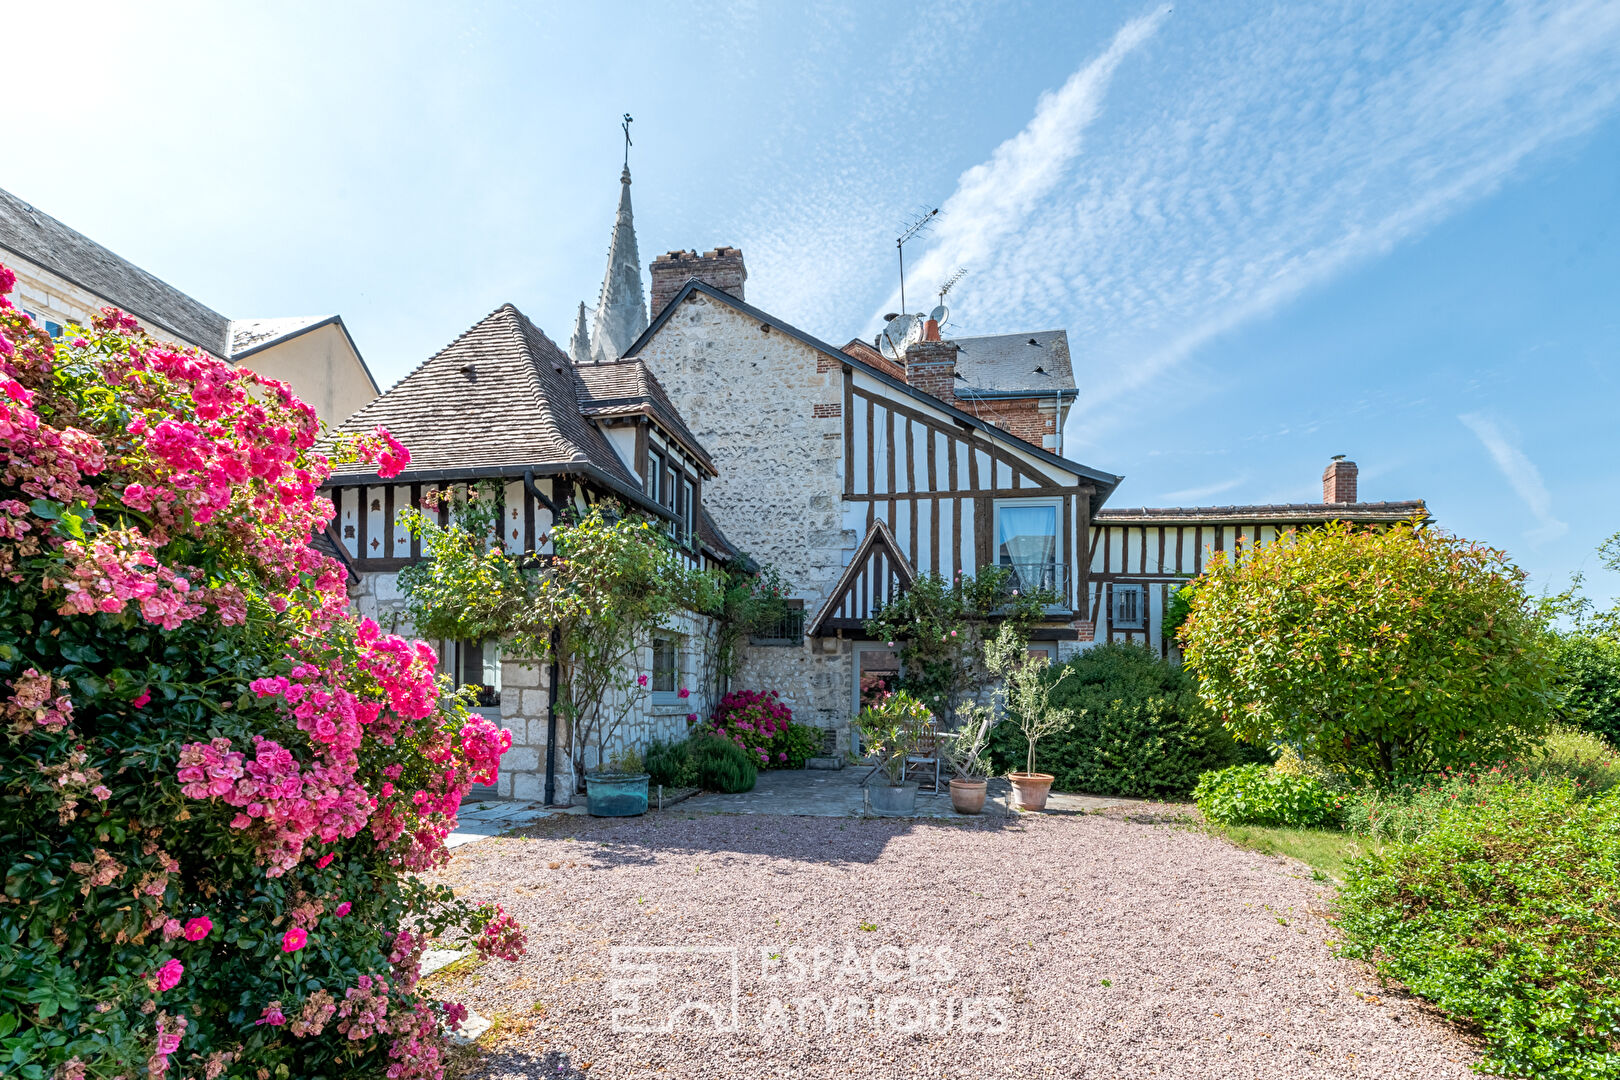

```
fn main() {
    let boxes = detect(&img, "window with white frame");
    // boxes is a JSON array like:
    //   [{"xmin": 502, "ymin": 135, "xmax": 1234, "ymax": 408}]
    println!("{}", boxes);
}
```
[
  {"xmin": 1112, "ymin": 584, "xmax": 1145, "ymax": 629},
  {"xmin": 993, "ymin": 498, "xmax": 1062, "ymax": 597},
  {"xmin": 651, "ymin": 634, "xmax": 680, "ymax": 701}
]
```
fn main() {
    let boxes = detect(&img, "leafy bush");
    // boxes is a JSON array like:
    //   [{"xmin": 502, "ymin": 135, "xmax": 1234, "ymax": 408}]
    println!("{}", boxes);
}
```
[
  {"xmin": 687, "ymin": 735, "xmax": 757, "ymax": 793},
  {"xmin": 855, "ymin": 689, "xmax": 932, "ymax": 785},
  {"xmin": 0, "ymin": 283, "xmax": 521, "ymax": 1079},
  {"xmin": 1552, "ymin": 631, "xmax": 1620, "ymax": 747},
  {"xmin": 706, "ymin": 689, "xmax": 814, "ymax": 768},
  {"xmin": 1182, "ymin": 518, "xmax": 1555, "ymax": 782},
  {"xmin": 1193, "ymin": 764, "xmax": 1339, "ymax": 827},
  {"xmin": 644, "ymin": 737, "xmax": 693, "ymax": 787},
  {"xmin": 1338, "ymin": 780, "xmax": 1620, "ymax": 1078},
  {"xmin": 988, "ymin": 643, "xmax": 1261, "ymax": 797},
  {"xmin": 1341, "ymin": 727, "xmax": 1620, "ymax": 842}
]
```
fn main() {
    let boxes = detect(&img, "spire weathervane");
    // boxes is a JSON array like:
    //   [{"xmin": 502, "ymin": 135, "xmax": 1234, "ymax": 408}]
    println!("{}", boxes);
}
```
[{"xmin": 621, "ymin": 113, "xmax": 633, "ymax": 170}]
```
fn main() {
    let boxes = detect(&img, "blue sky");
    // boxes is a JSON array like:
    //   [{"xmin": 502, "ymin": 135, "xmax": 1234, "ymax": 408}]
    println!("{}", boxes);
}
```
[{"xmin": 4, "ymin": 1, "xmax": 1619, "ymax": 601}]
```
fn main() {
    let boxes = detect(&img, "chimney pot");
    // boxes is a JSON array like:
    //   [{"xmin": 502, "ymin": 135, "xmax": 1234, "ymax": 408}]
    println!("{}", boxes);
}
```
[{"xmin": 1323, "ymin": 457, "xmax": 1359, "ymax": 504}]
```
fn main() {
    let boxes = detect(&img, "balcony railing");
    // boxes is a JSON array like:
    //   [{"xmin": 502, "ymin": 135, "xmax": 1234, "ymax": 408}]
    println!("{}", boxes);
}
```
[
  {"xmin": 993, "ymin": 562, "xmax": 1069, "ymax": 609},
  {"xmin": 750, "ymin": 606, "xmax": 806, "ymax": 646}
]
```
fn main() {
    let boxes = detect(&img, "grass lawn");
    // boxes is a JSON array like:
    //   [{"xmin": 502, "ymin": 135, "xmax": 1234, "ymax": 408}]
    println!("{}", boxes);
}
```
[{"xmin": 1210, "ymin": 823, "xmax": 1382, "ymax": 880}]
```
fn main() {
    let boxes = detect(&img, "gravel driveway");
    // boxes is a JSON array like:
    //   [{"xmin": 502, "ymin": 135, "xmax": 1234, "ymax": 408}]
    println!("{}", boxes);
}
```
[{"xmin": 427, "ymin": 812, "xmax": 1483, "ymax": 1079}]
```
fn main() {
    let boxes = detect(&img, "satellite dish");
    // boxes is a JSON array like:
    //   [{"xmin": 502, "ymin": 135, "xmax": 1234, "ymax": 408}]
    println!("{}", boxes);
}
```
[
  {"xmin": 879, "ymin": 313, "xmax": 922, "ymax": 362},
  {"xmin": 929, "ymin": 303, "xmax": 949, "ymax": 327}
]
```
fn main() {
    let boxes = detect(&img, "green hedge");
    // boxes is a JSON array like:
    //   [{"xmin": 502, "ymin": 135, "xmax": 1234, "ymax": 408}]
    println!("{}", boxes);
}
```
[
  {"xmin": 1554, "ymin": 632, "xmax": 1620, "ymax": 748},
  {"xmin": 987, "ymin": 643, "xmax": 1263, "ymax": 798},
  {"xmin": 1338, "ymin": 780, "xmax": 1620, "ymax": 1079},
  {"xmin": 686, "ymin": 736, "xmax": 758, "ymax": 793}
]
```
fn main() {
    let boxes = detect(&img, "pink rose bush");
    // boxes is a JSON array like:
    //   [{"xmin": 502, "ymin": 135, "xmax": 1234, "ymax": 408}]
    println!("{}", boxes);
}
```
[
  {"xmin": 705, "ymin": 689, "xmax": 819, "ymax": 769},
  {"xmin": 0, "ymin": 271, "xmax": 521, "ymax": 1079}
]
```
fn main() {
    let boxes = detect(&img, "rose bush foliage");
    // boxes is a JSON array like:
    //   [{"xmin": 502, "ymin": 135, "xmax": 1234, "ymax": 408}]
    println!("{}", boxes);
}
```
[{"xmin": 0, "ymin": 271, "xmax": 521, "ymax": 1080}]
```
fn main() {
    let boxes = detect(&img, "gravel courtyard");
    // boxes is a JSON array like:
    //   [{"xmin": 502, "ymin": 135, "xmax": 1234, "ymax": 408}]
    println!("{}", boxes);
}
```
[{"xmin": 427, "ymin": 812, "xmax": 1484, "ymax": 1079}]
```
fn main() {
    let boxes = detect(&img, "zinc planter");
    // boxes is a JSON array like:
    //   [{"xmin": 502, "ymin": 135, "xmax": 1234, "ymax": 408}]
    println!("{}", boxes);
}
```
[
  {"xmin": 585, "ymin": 772, "xmax": 651, "ymax": 817},
  {"xmin": 1008, "ymin": 772, "xmax": 1054, "ymax": 812},
  {"xmin": 949, "ymin": 778, "xmax": 988, "ymax": 815},
  {"xmin": 868, "ymin": 781, "xmax": 918, "ymax": 816}
]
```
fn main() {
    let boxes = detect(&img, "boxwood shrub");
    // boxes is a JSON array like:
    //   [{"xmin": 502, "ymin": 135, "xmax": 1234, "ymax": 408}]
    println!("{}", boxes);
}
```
[
  {"xmin": 988, "ymin": 643, "xmax": 1264, "ymax": 798},
  {"xmin": 1337, "ymin": 780, "xmax": 1620, "ymax": 1079}
]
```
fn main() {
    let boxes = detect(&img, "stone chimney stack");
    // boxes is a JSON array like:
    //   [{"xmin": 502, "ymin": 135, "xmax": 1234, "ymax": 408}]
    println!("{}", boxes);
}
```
[
  {"xmin": 903, "ymin": 338, "xmax": 959, "ymax": 405},
  {"xmin": 649, "ymin": 247, "xmax": 747, "ymax": 316},
  {"xmin": 1323, "ymin": 455, "xmax": 1358, "ymax": 504}
]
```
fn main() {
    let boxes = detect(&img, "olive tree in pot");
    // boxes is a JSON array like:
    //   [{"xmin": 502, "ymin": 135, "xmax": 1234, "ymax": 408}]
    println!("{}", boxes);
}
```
[
  {"xmin": 983, "ymin": 624, "xmax": 1076, "ymax": 811},
  {"xmin": 855, "ymin": 690, "xmax": 928, "ymax": 815}
]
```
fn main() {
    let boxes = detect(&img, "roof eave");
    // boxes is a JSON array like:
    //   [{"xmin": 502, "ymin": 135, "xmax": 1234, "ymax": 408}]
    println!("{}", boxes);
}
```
[{"xmin": 322, "ymin": 461, "xmax": 678, "ymax": 522}]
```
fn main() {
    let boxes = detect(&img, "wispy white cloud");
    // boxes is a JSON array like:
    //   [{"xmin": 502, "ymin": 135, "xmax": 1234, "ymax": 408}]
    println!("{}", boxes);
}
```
[
  {"xmin": 1460, "ymin": 412, "xmax": 1567, "ymax": 543},
  {"xmin": 857, "ymin": 1, "xmax": 1620, "ymax": 448},
  {"xmin": 1160, "ymin": 474, "xmax": 1250, "ymax": 504}
]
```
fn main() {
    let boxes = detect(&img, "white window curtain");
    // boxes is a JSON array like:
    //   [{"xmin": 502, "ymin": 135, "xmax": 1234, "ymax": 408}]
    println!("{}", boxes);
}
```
[{"xmin": 997, "ymin": 504, "xmax": 1058, "ymax": 591}]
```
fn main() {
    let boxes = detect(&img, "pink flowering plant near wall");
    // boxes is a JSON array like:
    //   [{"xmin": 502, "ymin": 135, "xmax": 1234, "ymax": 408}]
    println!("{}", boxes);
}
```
[
  {"xmin": 705, "ymin": 690, "xmax": 818, "ymax": 768},
  {"xmin": 0, "ymin": 267, "xmax": 522, "ymax": 1080}
]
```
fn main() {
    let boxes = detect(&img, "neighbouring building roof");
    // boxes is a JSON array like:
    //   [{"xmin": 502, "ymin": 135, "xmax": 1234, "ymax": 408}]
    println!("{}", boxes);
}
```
[
  {"xmin": 949, "ymin": 329, "xmax": 1075, "ymax": 399},
  {"xmin": 840, "ymin": 338, "xmax": 906, "ymax": 380},
  {"xmin": 326, "ymin": 303, "xmax": 646, "ymax": 497},
  {"xmin": 573, "ymin": 358, "xmax": 718, "ymax": 475},
  {"xmin": 0, "ymin": 186, "xmax": 230, "ymax": 353},
  {"xmin": 1095, "ymin": 500, "xmax": 1428, "ymax": 524}
]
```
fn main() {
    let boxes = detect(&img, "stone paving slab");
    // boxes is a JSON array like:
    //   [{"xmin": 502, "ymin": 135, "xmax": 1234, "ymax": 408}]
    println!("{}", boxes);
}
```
[{"xmin": 445, "ymin": 800, "xmax": 583, "ymax": 848}]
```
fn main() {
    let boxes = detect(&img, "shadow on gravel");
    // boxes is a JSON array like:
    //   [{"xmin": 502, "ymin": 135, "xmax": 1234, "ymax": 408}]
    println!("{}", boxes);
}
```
[
  {"xmin": 506, "ymin": 811, "xmax": 1035, "ymax": 868},
  {"xmin": 454, "ymin": 1046, "xmax": 587, "ymax": 1080}
]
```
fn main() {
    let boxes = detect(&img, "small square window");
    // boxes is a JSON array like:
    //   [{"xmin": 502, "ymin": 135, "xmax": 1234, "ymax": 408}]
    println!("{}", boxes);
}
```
[
  {"xmin": 452, "ymin": 639, "xmax": 501, "ymax": 706},
  {"xmin": 1112, "ymin": 584, "xmax": 1145, "ymax": 629},
  {"xmin": 651, "ymin": 635, "xmax": 678, "ymax": 697}
]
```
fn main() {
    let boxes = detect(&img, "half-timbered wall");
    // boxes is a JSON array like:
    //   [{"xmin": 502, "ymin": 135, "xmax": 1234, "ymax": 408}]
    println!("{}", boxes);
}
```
[
  {"xmin": 841, "ymin": 369, "xmax": 1090, "ymax": 614},
  {"xmin": 1088, "ymin": 521, "xmax": 1292, "ymax": 652}
]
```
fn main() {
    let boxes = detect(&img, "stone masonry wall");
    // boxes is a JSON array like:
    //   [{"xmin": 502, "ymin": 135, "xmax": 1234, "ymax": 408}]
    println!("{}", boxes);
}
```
[{"xmin": 634, "ymin": 291, "xmax": 860, "ymax": 737}]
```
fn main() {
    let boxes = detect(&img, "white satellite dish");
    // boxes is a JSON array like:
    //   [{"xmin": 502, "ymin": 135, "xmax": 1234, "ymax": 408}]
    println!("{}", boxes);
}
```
[
  {"xmin": 928, "ymin": 303, "xmax": 949, "ymax": 327},
  {"xmin": 879, "ymin": 313, "xmax": 922, "ymax": 362}
]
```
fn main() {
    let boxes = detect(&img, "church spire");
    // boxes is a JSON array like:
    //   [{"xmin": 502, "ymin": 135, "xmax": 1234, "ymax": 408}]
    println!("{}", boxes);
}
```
[
  {"xmin": 588, "ymin": 114, "xmax": 648, "ymax": 363},
  {"xmin": 568, "ymin": 301, "xmax": 591, "ymax": 365}
]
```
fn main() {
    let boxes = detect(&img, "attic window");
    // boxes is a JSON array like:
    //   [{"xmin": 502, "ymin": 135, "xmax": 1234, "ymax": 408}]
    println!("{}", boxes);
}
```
[
  {"xmin": 1034, "ymin": 365, "xmax": 1045, "ymax": 374},
  {"xmin": 1027, "ymin": 338, "xmax": 1040, "ymax": 346},
  {"xmin": 459, "ymin": 363, "xmax": 477, "ymax": 381}
]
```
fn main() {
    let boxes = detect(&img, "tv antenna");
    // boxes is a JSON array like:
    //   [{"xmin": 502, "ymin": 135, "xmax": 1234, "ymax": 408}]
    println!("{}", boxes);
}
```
[
  {"xmin": 895, "ymin": 206, "xmax": 939, "ymax": 315},
  {"xmin": 931, "ymin": 267, "xmax": 966, "ymax": 327},
  {"xmin": 621, "ymin": 113, "xmax": 633, "ymax": 169}
]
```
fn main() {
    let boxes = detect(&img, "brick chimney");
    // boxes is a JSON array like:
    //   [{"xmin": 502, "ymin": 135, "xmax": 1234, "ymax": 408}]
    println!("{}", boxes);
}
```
[
  {"xmin": 649, "ymin": 247, "xmax": 747, "ymax": 316},
  {"xmin": 903, "ymin": 338, "xmax": 959, "ymax": 405},
  {"xmin": 1323, "ymin": 456, "xmax": 1358, "ymax": 504}
]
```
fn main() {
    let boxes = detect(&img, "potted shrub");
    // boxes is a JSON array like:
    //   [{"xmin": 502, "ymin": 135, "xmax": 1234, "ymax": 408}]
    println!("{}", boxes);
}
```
[
  {"xmin": 983, "ymin": 625, "xmax": 1076, "ymax": 812},
  {"xmin": 945, "ymin": 701, "xmax": 997, "ymax": 813},
  {"xmin": 855, "ymin": 691, "xmax": 928, "ymax": 815},
  {"xmin": 585, "ymin": 746, "xmax": 651, "ymax": 816}
]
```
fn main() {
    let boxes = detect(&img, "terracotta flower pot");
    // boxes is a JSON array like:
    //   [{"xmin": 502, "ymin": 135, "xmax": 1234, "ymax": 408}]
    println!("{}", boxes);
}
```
[
  {"xmin": 949, "ymin": 778, "xmax": 987, "ymax": 815},
  {"xmin": 1008, "ymin": 772, "xmax": 1054, "ymax": 812}
]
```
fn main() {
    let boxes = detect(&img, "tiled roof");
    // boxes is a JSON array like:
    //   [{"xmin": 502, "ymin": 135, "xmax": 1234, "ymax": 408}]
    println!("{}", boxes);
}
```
[
  {"xmin": 950, "ymin": 329, "xmax": 1074, "ymax": 397},
  {"xmin": 326, "ymin": 304, "xmax": 639, "ymax": 490},
  {"xmin": 573, "ymin": 358, "xmax": 717, "ymax": 475},
  {"xmin": 1095, "ymin": 500, "xmax": 1428, "ymax": 524},
  {"xmin": 0, "ymin": 186, "xmax": 230, "ymax": 353},
  {"xmin": 228, "ymin": 315, "xmax": 331, "ymax": 356},
  {"xmin": 698, "ymin": 506, "xmax": 738, "ymax": 562}
]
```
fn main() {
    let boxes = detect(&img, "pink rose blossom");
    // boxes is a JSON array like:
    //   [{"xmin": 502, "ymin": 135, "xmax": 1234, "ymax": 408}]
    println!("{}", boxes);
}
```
[
  {"xmin": 334, "ymin": 901, "xmax": 352, "ymax": 917},
  {"xmin": 132, "ymin": 689, "xmax": 150, "ymax": 709},
  {"xmin": 677, "ymin": 686, "xmax": 690, "ymax": 699},
  {"xmin": 255, "ymin": 1002, "xmax": 286, "ymax": 1027},
  {"xmin": 316, "ymin": 853, "xmax": 334, "ymax": 869},
  {"xmin": 153, "ymin": 959, "xmax": 183, "ymax": 992},
  {"xmin": 281, "ymin": 928, "xmax": 307, "ymax": 952},
  {"xmin": 636, "ymin": 674, "xmax": 648, "ymax": 687},
  {"xmin": 182, "ymin": 917, "xmax": 212, "ymax": 941}
]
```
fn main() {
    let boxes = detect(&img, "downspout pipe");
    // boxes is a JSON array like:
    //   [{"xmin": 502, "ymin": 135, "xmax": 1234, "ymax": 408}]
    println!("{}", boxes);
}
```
[{"xmin": 524, "ymin": 470, "xmax": 565, "ymax": 807}]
